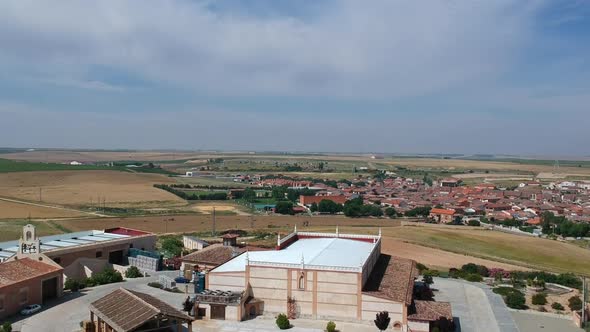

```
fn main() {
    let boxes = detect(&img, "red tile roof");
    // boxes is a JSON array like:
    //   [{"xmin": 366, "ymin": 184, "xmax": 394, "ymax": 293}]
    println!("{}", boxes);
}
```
[
  {"xmin": 363, "ymin": 255, "xmax": 417, "ymax": 305},
  {"xmin": 408, "ymin": 300, "xmax": 453, "ymax": 322},
  {"xmin": 299, "ymin": 195, "xmax": 348, "ymax": 205},
  {"xmin": 0, "ymin": 257, "xmax": 62, "ymax": 287},
  {"xmin": 430, "ymin": 208, "xmax": 456, "ymax": 215}
]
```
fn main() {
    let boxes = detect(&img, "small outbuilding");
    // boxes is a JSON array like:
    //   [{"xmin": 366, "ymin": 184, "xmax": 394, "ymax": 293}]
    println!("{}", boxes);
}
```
[{"xmin": 89, "ymin": 288, "xmax": 193, "ymax": 332}]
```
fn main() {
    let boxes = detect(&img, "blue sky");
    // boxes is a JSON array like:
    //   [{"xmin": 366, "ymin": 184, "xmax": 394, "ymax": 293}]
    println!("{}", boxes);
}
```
[{"xmin": 0, "ymin": 0, "xmax": 588, "ymax": 155}]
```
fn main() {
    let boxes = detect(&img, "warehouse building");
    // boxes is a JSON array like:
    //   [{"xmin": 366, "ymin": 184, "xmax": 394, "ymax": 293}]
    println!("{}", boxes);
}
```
[
  {"xmin": 198, "ymin": 227, "xmax": 452, "ymax": 331},
  {"xmin": 0, "ymin": 225, "xmax": 157, "ymax": 280}
]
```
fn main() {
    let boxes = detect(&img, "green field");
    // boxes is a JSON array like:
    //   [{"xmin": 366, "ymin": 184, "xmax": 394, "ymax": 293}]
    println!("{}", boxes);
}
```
[
  {"xmin": 0, "ymin": 220, "xmax": 64, "ymax": 241},
  {"xmin": 381, "ymin": 226, "xmax": 590, "ymax": 275}
]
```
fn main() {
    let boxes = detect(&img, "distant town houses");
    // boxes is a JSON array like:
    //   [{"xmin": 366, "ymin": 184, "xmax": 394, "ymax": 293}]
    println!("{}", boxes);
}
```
[{"xmin": 247, "ymin": 174, "xmax": 590, "ymax": 232}]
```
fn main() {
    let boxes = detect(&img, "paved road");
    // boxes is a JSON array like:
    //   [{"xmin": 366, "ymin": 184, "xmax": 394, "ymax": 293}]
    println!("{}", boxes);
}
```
[
  {"xmin": 512, "ymin": 311, "xmax": 582, "ymax": 332},
  {"xmin": 433, "ymin": 277, "xmax": 519, "ymax": 332},
  {"xmin": 13, "ymin": 272, "xmax": 189, "ymax": 332}
]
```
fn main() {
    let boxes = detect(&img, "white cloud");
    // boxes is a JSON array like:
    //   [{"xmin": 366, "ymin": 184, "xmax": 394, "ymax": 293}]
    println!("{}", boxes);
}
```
[{"xmin": 0, "ymin": 0, "xmax": 543, "ymax": 99}]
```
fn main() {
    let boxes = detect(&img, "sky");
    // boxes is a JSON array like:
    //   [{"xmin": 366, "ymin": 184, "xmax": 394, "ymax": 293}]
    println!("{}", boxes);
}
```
[{"xmin": 0, "ymin": 0, "xmax": 589, "ymax": 156}]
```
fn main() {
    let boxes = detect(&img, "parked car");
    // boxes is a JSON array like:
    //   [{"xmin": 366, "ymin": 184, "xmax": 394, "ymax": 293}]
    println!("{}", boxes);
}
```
[{"xmin": 20, "ymin": 304, "xmax": 41, "ymax": 315}]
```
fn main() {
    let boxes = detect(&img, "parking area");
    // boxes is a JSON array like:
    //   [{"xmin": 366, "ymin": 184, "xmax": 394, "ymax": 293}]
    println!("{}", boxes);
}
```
[
  {"xmin": 433, "ymin": 277, "xmax": 518, "ymax": 332},
  {"xmin": 12, "ymin": 272, "xmax": 189, "ymax": 332},
  {"xmin": 512, "ymin": 311, "xmax": 582, "ymax": 332}
]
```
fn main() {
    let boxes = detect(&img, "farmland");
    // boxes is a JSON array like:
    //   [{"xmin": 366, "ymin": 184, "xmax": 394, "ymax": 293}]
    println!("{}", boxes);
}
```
[
  {"xmin": 0, "ymin": 171, "xmax": 184, "ymax": 208},
  {"xmin": 0, "ymin": 199, "xmax": 86, "ymax": 219}
]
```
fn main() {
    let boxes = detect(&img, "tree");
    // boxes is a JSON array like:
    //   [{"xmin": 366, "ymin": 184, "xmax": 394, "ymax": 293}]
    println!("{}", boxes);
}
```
[
  {"xmin": 318, "ymin": 199, "xmax": 343, "ymax": 214},
  {"xmin": 125, "ymin": 266, "xmax": 143, "ymax": 278},
  {"xmin": 160, "ymin": 237, "xmax": 184, "ymax": 257},
  {"xmin": 242, "ymin": 188, "xmax": 256, "ymax": 202},
  {"xmin": 374, "ymin": 311, "xmax": 390, "ymax": 331},
  {"xmin": 422, "ymin": 274, "xmax": 434, "ymax": 285},
  {"xmin": 568, "ymin": 296, "xmax": 583, "ymax": 311},
  {"xmin": 385, "ymin": 207, "xmax": 397, "ymax": 218},
  {"xmin": 310, "ymin": 202, "xmax": 318, "ymax": 212},
  {"xmin": 275, "ymin": 201, "xmax": 294, "ymax": 215}
]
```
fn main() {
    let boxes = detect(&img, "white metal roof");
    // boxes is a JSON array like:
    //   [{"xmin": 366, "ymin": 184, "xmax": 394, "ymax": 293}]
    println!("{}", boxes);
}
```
[{"xmin": 212, "ymin": 237, "xmax": 375, "ymax": 273}]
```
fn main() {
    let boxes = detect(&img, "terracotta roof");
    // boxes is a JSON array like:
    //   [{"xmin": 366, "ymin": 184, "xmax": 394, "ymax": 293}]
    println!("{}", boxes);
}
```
[
  {"xmin": 430, "ymin": 208, "xmax": 456, "ymax": 215},
  {"xmin": 89, "ymin": 288, "xmax": 191, "ymax": 332},
  {"xmin": 0, "ymin": 257, "xmax": 62, "ymax": 287},
  {"xmin": 221, "ymin": 234, "xmax": 240, "ymax": 239},
  {"xmin": 362, "ymin": 254, "xmax": 417, "ymax": 305},
  {"xmin": 408, "ymin": 300, "xmax": 453, "ymax": 322},
  {"xmin": 181, "ymin": 244, "xmax": 242, "ymax": 266},
  {"xmin": 299, "ymin": 195, "xmax": 348, "ymax": 205}
]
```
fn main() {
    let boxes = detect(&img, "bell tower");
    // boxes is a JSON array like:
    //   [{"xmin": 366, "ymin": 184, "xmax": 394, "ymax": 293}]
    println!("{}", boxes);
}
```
[{"xmin": 19, "ymin": 224, "xmax": 41, "ymax": 255}]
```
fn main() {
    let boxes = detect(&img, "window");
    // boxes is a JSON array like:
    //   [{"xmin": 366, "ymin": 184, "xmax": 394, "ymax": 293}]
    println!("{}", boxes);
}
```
[
  {"xmin": 95, "ymin": 251, "xmax": 102, "ymax": 258},
  {"xmin": 393, "ymin": 322, "xmax": 402, "ymax": 330},
  {"xmin": 25, "ymin": 231, "xmax": 32, "ymax": 241},
  {"xmin": 298, "ymin": 273, "xmax": 305, "ymax": 290},
  {"xmin": 19, "ymin": 288, "xmax": 28, "ymax": 305}
]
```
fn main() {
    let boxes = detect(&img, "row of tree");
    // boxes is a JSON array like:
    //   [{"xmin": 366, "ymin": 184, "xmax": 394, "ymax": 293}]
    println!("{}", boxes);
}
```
[{"xmin": 541, "ymin": 212, "xmax": 590, "ymax": 237}]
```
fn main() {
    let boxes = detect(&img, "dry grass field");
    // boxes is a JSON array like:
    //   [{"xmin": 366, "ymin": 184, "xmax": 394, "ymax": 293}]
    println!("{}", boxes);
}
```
[
  {"xmin": 0, "ymin": 171, "xmax": 183, "ymax": 208},
  {"xmin": 189, "ymin": 202, "xmax": 250, "ymax": 216},
  {"xmin": 0, "ymin": 200, "xmax": 86, "ymax": 219}
]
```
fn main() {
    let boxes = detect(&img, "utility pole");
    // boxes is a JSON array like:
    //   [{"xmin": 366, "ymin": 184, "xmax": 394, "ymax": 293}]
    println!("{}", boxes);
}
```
[
  {"xmin": 212, "ymin": 207, "xmax": 216, "ymax": 236},
  {"xmin": 583, "ymin": 276, "xmax": 587, "ymax": 327}
]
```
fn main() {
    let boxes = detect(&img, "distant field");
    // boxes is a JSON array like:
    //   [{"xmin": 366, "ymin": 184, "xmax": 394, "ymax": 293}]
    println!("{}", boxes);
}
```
[
  {"xmin": 381, "ymin": 225, "xmax": 590, "ymax": 275},
  {"xmin": 0, "ymin": 171, "xmax": 184, "ymax": 208},
  {"xmin": 0, "ymin": 220, "xmax": 63, "ymax": 241},
  {"xmin": 50, "ymin": 214, "xmax": 398, "ymax": 235},
  {"xmin": 0, "ymin": 200, "xmax": 86, "ymax": 219},
  {"xmin": 0, "ymin": 158, "xmax": 117, "ymax": 173}
]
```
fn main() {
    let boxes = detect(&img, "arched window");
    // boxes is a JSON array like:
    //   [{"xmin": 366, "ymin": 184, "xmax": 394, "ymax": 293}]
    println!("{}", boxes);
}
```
[
  {"xmin": 298, "ymin": 273, "xmax": 305, "ymax": 290},
  {"xmin": 25, "ymin": 231, "xmax": 32, "ymax": 241},
  {"xmin": 393, "ymin": 322, "xmax": 402, "ymax": 330}
]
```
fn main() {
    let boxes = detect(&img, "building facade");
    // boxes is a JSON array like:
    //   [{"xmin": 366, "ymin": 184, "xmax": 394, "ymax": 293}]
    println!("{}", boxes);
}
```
[{"xmin": 199, "ymin": 228, "xmax": 451, "ymax": 331}]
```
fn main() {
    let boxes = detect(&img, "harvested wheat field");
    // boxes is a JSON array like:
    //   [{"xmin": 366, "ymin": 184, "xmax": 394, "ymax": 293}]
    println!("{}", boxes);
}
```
[
  {"xmin": 0, "ymin": 199, "xmax": 86, "ymax": 219},
  {"xmin": 0, "ymin": 171, "xmax": 183, "ymax": 208},
  {"xmin": 52, "ymin": 214, "xmax": 398, "ymax": 235}
]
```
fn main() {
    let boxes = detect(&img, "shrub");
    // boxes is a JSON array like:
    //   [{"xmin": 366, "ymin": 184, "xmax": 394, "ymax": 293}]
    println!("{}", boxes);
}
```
[
  {"xmin": 125, "ymin": 266, "xmax": 143, "ymax": 278},
  {"xmin": 506, "ymin": 292, "xmax": 526, "ymax": 309},
  {"xmin": 90, "ymin": 268, "xmax": 123, "ymax": 286},
  {"xmin": 538, "ymin": 306, "xmax": 547, "ymax": 312},
  {"xmin": 568, "ymin": 296, "xmax": 583, "ymax": 311},
  {"xmin": 494, "ymin": 287, "xmax": 526, "ymax": 309},
  {"xmin": 465, "ymin": 273, "xmax": 483, "ymax": 282},
  {"xmin": 468, "ymin": 219, "xmax": 481, "ymax": 227},
  {"xmin": 551, "ymin": 302, "xmax": 564, "ymax": 311},
  {"xmin": 422, "ymin": 274, "xmax": 434, "ymax": 285},
  {"xmin": 416, "ymin": 263, "xmax": 428, "ymax": 273},
  {"xmin": 1, "ymin": 322, "xmax": 11, "ymax": 332},
  {"xmin": 326, "ymin": 321, "xmax": 336, "ymax": 332},
  {"xmin": 423, "ymin": 269, "xmax": 440, "ymax": 277},
  {"xmin": 148, "ymin": 282, "xmax": 163, "ymax": 289},
  {"xmin": 532, "ymin": 293, "xmax": 547, "ymax": 305},
  {"xmin": 276, "ymin": 313, "xmax": 290, "ymax": 329},
  {"xmin": 448, "ymin": 268, "xmax": 463, "ymax": 279},
  {"xmin": 64, "ymin": 278, "xmax": 84, "ymax": 292}
]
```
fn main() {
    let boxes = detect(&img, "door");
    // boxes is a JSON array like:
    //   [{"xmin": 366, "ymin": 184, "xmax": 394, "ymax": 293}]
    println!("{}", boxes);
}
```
[
  {"xmin": 108, "ymin": 250, "xmax": 124, "ymax": 264},
  {"xmin": 42, "ymin": 277, "xmax": 58, "ymax": 303},
  {"xmin": 210, "ymin": 305, "xmax": 226, "ymax": 320}
]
